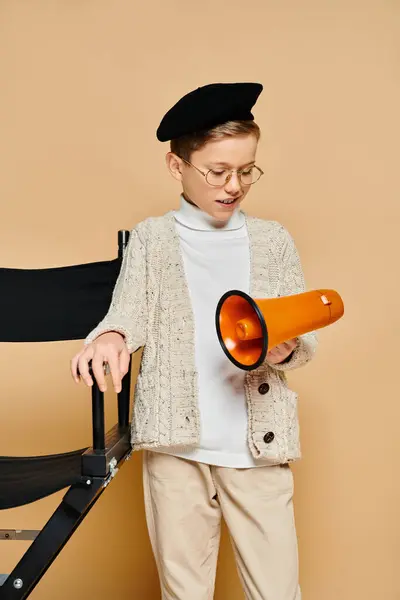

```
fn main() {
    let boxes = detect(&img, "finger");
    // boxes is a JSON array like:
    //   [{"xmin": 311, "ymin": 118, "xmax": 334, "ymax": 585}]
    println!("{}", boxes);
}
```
[
  {"xmin": 284, "ymin": 340, "xmax": 297, "ymax": 354},
  {"xmin": 274, "ymin": 342, "xmax": 293, "ymax": 355},
  {"xmin": 70, "ymin": 353, "xmax": 82, "ymax": 383},
  {"xmin": 268, "ymin": 344, "xmax": 284, "ymax": 354},
  {"xmin": 281, "ymin": 342, "xmax": 293, "ymax": 354},
  {"xmin": 92, "ymin": 352, "xmax": 107, "ymax": 392},
  {"xmin": 77, "ymin": 352, "xmax": 94, "ymax": 387},
  {"xmin": 107, "ymin": 351, "xmax": 122, "ymax": 393},
  {"xmin": 268, "ymin": 344, "xmax": 289, "ymax": 363},
  {"xmin": 119, "ymin": 348, "xmax": 130, "ymax": 378}
]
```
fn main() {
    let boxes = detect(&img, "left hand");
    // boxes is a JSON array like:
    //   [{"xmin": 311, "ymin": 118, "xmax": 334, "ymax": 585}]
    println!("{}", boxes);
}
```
[{"xmin": 267, "ymin": 338, "xmax": 298, "ymax": 365}]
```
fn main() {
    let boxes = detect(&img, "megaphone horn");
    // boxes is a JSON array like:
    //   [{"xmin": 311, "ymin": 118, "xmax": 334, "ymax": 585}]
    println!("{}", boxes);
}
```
[{"xmin": 215, "ymin": 289, "xmax": 344, "ymax": 371}]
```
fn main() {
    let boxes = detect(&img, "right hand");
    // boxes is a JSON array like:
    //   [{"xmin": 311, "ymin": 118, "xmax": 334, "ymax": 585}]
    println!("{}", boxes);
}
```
[{"xmin": 70, "ymin": 331, "xmax": 130, "ymax": 393}]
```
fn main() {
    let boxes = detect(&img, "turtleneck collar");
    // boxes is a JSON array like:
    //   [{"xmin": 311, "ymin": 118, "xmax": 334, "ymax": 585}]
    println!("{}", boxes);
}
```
[{"xmin": 174, "ymin": 195, "xmax": 245, "ymax": 232}]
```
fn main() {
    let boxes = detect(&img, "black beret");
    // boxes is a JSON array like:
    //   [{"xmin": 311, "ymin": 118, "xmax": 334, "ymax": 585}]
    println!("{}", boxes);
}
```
[{"xmin": 156, "ymin": 82, "xmax": 263, "ymax": 142}]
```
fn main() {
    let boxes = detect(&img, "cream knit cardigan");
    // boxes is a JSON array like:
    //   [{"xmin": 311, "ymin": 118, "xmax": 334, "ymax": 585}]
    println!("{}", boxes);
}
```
[{"xmin": 86, "ymin": 211, "xmax": 317, "ymax": 464}]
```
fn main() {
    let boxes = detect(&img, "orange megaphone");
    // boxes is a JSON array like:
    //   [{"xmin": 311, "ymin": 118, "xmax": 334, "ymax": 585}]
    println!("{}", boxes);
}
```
[{"xmin": 215, "ymin": 289, "xmax": 344, "ymax": 371}]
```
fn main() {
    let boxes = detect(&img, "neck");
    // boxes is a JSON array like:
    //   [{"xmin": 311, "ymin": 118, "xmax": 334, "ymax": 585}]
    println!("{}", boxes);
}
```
[{"xmin": 174, "ymin": 194, "xmax": 245, "ymax": 232}]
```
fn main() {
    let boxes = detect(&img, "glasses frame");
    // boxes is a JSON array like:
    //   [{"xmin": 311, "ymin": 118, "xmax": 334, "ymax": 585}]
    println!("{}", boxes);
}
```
[{"xmin": 179, "ymin": 157, "xmax": 264, "ymax": 187}]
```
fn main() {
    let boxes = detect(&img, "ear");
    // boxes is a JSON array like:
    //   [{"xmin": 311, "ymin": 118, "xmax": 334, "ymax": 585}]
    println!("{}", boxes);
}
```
[{"xmin": 165, "ymin": 152, "xmax": 184, "ymax": 182}]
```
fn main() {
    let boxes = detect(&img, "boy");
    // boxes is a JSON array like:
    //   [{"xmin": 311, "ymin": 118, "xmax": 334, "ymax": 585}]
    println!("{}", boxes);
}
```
[{"xmin": 71, "ymin": 82, "xmax": 317, "ymax": 600}]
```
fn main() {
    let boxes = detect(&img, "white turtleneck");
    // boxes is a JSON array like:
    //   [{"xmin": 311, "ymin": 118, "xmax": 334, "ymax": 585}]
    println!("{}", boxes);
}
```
[{"xmin": 162, "ymin": 195, "xmax": 267, "ymax": 468}]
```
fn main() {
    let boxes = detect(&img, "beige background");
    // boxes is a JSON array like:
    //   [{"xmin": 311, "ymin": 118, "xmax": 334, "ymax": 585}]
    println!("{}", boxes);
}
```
[{"xmin": 0, "ymin": 1, "xmax": 399, "ymax": 598}]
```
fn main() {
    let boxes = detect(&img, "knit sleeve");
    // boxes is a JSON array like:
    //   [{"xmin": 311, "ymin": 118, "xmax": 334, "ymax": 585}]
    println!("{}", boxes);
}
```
[
  {"xmin": 266, "ymin": 227, "xmax": 317, "ymax": 371},
  {"xmin": 84, "ymin": 227, "xmax": 147, "ymax": 353}
]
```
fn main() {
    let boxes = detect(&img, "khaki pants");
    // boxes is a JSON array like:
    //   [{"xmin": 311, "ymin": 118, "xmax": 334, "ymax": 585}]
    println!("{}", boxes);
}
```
[{"xmin": 143, "ymin": 451, "xmax": 301, "ymax": 600}]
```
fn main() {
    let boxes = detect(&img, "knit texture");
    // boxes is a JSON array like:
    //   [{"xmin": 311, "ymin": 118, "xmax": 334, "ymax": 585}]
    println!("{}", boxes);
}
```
[{"xmin": 85, "ymin": 212, "xmax": 317, "ymax": 463}]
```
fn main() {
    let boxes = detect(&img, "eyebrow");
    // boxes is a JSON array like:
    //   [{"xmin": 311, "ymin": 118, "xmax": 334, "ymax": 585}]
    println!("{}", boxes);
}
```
[{"xmin": 208, "ymin": 160, "xmax": 256, "ymax": 169}]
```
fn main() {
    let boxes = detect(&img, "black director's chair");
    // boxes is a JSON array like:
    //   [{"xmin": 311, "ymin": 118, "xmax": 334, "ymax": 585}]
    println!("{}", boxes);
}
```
[{"xmin": 0, "ymin": 231, "xmax": 133, "ymax": 599}]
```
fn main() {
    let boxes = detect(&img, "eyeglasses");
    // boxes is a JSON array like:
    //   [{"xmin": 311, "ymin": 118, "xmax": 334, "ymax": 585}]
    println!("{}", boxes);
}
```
[{"xmin": 180, "ymin": 157, "xmax": 264, "ymax": 187}]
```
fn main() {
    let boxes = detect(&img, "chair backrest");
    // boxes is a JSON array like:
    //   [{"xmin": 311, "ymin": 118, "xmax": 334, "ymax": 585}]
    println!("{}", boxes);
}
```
[
  {"xmin": 0, "ymin": 230, "xmax": 130, "ymax": 343},
  {"xmin": 0, "ymin": 229, "xmax": 132, "ymax": 471}
]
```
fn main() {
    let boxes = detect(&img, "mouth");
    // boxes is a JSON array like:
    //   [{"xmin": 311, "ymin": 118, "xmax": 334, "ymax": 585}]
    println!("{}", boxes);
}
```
[{"xmin": 216, "ymin": 197, "xmax": 241, "ymax": 207}]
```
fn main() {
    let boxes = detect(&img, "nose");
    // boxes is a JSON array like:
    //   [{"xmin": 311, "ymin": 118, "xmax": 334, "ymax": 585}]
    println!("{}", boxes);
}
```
[{"xmin": 224, "ymin": 171, "xmax": 242, "ymax": 194}]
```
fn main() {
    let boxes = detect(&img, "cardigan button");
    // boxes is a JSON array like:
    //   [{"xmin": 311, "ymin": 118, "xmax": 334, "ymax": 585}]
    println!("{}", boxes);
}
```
[
  {"xmin": 263, "ymin": 432, "xmax": 275, "ymax": 444},
  {"xmin": 258, "ymin": 383, "xmax": 270, "ymax": 395}
]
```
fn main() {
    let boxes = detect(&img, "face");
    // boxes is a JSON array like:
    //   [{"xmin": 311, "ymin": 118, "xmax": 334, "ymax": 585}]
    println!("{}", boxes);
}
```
[{"xmin": 166, "ymin": 134, "xmax": 259, "ymax": 221}]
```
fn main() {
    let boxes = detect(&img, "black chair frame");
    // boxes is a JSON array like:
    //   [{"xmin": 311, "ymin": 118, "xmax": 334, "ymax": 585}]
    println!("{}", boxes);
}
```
[{"xmin": 0, "ymin": 230, "xmax": 133, "ymax": 599}]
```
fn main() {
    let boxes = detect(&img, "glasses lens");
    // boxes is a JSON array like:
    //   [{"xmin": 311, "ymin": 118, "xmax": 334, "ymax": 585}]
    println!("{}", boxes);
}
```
[
  {"xmin": 240, "ymin": 167, "xmax": 262, "ymax": 185},
  {"xmin": 206, "ymin": 167, "xmax": 263, "ymax": 186},
  {"xmin": 206, "ymin": 170, "xmax": 229, "ymax": 186}
]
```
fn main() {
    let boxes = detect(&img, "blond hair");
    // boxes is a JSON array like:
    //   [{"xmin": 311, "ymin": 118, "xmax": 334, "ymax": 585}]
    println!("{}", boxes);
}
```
[{"xmin": 170, "ymin": 120, "xmax": 260, "ymax": 161}]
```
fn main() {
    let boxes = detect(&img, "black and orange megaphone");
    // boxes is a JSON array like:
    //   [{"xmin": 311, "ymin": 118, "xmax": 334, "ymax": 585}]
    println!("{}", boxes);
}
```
[{"xmin": 215, "ymin": 289, "xmax": 344, "ymax": 371}]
